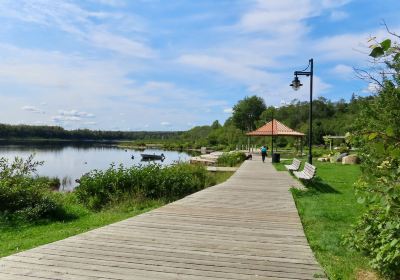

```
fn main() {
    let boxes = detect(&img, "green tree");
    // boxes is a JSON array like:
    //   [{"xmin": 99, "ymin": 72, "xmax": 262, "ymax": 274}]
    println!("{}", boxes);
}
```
[
  {"xmin": 211, "ymin": 120, "xmax": 221, "ymax": 129},
  {"xmin": 346, "ymin": 33, "xmax": 400, "ymax": 278},
  {"xmin": 232, "ymin": 96, "xmax": 266, "ymax": 131}
]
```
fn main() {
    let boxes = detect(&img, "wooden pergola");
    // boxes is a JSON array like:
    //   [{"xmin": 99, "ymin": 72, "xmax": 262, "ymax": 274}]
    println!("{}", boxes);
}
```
[
  {"xmin": 246, "ymin": 119, "xmax": 305, "ymax": 154},
  {"xmin": 323, "ymin": 135, "xmax": 346, "ymax": 151}
]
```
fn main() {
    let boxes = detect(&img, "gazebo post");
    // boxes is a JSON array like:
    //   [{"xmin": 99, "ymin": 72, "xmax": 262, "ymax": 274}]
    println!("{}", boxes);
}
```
[
  {"xmin": 301, "ymin": 137, "xmax": 304, "ymax": 157},
  {"xmin": 271, "ymin": 118, "xmax": 274, "ymax": 156}
]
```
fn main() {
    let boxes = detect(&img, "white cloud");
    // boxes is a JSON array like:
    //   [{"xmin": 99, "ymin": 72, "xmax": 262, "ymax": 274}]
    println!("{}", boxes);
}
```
[
  {"xmin": 313, "ymin": 33, "xmax": 368, "ymax": 61},
  {"xmin": 313, "ymin": 28, "xmax": 400, "ymax": 62},
  {"xmin": 52, "ymin": 109, "xmax": 96, "ymax": 125},
  {"xmin": 321, "ymin": 0, "xmax": 352, "ymax": 8},
  {"xmin": 0, "ymin": 1, "xmax": 153, "ymax": 58},
  {"xmin": 329, "ymin": 10, "xmax": 349, "ymax": 21},
  {"xmin": 363, "ymin": 82, "xmax": 381, "ymax": 94},
  {"xmin": 89, "ymin": 31, "xmax": 156, "ymax": 58},
  {"xmin": 52, "ymin": 115, "xmax": 81, "ymax": 123},
  {"xmin": 160, "ymin": 121, "xmax": 171, "ymax": 126},
  {"xmin": 236, "ymin": 0, "xmax": 312, "ymax": 36},
  {"xmin": 178, "ymin": 54, "xmax": 276, "ymax": 85},
  {"xmin": 331, "ymin": 64, "xmax": 354, "ymax": 79},
  {"xmin": 95, "ymin": 0, "xmax": 125, "ymax": 7},
  {"xmin": 59, "ymin": 110, "xmax": 95, "ymax": 118},
  {"xmin": 83, "ymin": 121, "xmax": 97, "ymax": 125},
  {"xmin": 176, "ymin": 0, "xmax": 350, "ymax": 107},
  {"xmin": 236, "ymin": 0, "xmax": 351, "ymax": 34},
  {"xmin": 223, "ymin": 108, "xmax": 233, "ymax": 114},
  {"xmin": 21, "ymin": 105, "xmax": 45, "ymax": 114}
]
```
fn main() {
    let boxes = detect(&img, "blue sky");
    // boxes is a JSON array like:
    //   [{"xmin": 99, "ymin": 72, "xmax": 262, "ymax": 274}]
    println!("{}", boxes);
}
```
[{"xmin": 0, "ymin": 0, "xmax": 398, "ymax": 131}]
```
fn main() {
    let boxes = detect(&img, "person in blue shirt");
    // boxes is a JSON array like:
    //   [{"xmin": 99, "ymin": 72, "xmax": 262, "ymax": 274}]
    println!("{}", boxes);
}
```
[{"xmin": 261, "ymin": 145, "xmax": 267, "ymax": 163}]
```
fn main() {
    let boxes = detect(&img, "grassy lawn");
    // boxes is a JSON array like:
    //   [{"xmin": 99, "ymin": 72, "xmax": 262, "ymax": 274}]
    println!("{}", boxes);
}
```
[
  {"xmin": 274, "ymin": 160, "xmax": 377, "ymax": 280},
  {"xmin": 0, "ymin": 171, "xmax": 233, "ymax": 258}
]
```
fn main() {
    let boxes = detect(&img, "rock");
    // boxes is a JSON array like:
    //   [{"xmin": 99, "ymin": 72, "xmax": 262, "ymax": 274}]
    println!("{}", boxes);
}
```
[
  {"xmin": 190, "ymin": 156, "xmax": 216, "ymax": 166},
  {"xmin": 336, "ymin": 152, "xmax": 349, "ymax": 162},
  {"xmin": 342, "ymin": 155, "xmax": 360, "ymax": 165},
  {"xmin": 317, "ymin": 157, "xmax": 328, "ymax": 162}
]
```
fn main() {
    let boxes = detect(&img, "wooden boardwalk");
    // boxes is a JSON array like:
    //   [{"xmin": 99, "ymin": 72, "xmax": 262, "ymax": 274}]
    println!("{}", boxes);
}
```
[{"xmin": 0, "ymin": 157, "xmax": 325, "ymax": 279}]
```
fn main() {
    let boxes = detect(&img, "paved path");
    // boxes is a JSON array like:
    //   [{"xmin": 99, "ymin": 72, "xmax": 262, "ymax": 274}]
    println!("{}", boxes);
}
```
[{"xmin": 0, "ymin": 157, "xmax": 325, "ymax": 279}]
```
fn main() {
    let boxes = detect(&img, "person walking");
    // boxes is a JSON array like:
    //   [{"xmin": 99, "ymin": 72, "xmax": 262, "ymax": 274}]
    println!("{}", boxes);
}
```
[{"xmin": 261, "ymin": 145, "xmax": 267, "ymax": 163}]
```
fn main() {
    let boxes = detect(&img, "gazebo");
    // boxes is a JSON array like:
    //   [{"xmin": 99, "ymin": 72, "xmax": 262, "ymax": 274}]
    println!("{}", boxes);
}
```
[{"xmin": 246, "ymin": 119, "xmax": 305, "ymax": 155}]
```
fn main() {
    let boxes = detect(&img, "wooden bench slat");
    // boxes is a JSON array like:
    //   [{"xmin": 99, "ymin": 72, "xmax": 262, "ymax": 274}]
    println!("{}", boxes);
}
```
[
  {"xmin": 294, "ymin": 162, "xmax": 316, "ymax": 181},
  {"xmin": 285, "ymin": 158, "xmax": 301, "ymax": 171}
]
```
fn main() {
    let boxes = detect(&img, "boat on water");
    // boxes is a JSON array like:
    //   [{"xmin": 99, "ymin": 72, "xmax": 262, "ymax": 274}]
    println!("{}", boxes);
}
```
[{"xmin": 141, "ymin": 153, "xmax": 165, "ymax": 161}]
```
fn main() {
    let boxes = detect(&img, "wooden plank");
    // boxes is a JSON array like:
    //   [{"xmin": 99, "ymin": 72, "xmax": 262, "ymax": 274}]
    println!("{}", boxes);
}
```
[
  {"xmin": 0, "ymin": 155, "xmax": 326, "ymax": 279},
  {"xmin": 206, "ymin": 166, "xmax": 238, "ymax": 172}
]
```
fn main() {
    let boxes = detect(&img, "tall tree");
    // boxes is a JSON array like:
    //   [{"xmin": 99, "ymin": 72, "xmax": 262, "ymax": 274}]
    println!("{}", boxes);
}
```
[
  {"xmin": 211, "ymin": 120, "xmax": 221, "ymax": 129},
  {"xmin": 232, "ymin": 96, "xmax": 266, "ymax": 131}
]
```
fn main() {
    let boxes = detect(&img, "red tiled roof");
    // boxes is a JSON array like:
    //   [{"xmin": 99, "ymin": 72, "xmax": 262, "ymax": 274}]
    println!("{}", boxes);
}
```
[{"xmin": 246, "ymin": 119, "xmax": 305, "ymax": 136}]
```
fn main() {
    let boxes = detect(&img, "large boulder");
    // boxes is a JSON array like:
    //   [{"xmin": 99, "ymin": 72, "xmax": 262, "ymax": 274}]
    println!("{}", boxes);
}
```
[
  {"xmin": 329, "ymin": 152, "xmax": 346, "ymax": 163},
  {"xmin": 342, "ymin": 154, "xmax": 360, "ymax": 165},
  {"xmin": 336, "ymin": 153, "xmax": 349, "ymax": 162}
]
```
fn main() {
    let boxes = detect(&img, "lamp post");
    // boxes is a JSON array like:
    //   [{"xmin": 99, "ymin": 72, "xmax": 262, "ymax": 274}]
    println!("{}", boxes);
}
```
[{"xmin": 290, "ymin": 58, "xmax": 313, "ymax": 164}]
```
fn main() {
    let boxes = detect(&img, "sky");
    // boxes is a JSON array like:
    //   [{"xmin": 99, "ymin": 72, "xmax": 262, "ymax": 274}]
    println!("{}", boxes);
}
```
[{"xmin": 0, "ymin": 0, "xmax": 399, "ymax": 131}]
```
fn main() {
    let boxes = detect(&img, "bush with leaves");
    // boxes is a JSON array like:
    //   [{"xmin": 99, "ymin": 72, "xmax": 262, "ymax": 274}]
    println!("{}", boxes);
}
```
[
  {"xmin": 346, "ymin": 32, "xmax": 400, "ymax": 278},
  {"xmin": 216, "ymin": 152, "xmax": 247, "ymax": 167},
  {"xmin": 75, "ymin": 163, "xmax": 208, "ymax": 210},
  {"xmin": 0, "ymin": 155, "xmax": 65, "ymax": 221}
]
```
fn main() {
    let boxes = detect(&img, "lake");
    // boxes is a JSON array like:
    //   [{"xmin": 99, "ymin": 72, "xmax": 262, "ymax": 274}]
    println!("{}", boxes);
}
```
[{"xmin": 0, "ymin": 143, "xmax": 191, "ymax": 191}]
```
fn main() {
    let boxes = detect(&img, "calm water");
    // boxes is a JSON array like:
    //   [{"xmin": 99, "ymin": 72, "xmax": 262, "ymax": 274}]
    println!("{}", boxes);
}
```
[{"xmin": 0, "ymin": 144, "xmax": 191, "ymax": 191}]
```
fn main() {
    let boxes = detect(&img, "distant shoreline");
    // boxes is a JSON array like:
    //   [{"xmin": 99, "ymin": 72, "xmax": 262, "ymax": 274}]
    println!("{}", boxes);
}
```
[{"xmin": 0, "ymin": 138, "xmax": 125, "ymax": 144}]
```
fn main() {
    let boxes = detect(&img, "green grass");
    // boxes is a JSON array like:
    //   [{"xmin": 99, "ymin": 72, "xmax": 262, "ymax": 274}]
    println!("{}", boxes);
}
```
[
  {"xmin": 0, "ymin": 170, "xmax": 233, "ymax": 258},
  {"xmin": 273, "ymin": 160, "xmax": 376, "ymax": 280},
  {"xmin": 0, "ymin": 197, "xmax": 164, "ymax": 257},
  {"xmin": 206, "ymin": 171, "xmax": 234, "ymax": 186}
]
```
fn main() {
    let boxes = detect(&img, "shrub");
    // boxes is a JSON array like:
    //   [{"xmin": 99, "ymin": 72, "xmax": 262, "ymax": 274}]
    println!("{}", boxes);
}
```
[
  {"xmin": 338, "ymin": 144, "xmax": 350, "ymax": 154},
  {"xmin": 0, "ymin": 155, "xmax": 65, "ymax": 221},
  {"xmin": 312, "ymin": 150, "xmax": 324, "ymax": 157},
  {"xmin": 35, "ymin": 176, "xmax": 61, "ymax": 191},
  {"xmin": 345, "ymin": 35, "xmax": 400, "ymax": 278},
  {"xmin": 217, "ymin": 152, "xmax": 246, "ymax": 167},
  {"xmin": 75, "ymin": 163, "xmax": 208, "ymax": 210}
]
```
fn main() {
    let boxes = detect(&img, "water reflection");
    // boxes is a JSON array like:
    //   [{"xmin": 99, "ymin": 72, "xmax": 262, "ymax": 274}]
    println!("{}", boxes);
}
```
[{"xmin": 0, "ymin": 143, "xmax": 191, "ymax": 191}]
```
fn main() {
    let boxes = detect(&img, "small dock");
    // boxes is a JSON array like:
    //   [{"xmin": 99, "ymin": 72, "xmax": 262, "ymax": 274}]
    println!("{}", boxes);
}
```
[{"xmin": 0, "ymin": 156, "xmax": 325, "ymax": 279}]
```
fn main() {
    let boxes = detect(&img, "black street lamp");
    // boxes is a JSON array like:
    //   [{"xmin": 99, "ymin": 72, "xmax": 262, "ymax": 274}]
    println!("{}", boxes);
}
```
[{"xmin": 290, "ymin": 58, "xmax": 313, "ymax": 164}]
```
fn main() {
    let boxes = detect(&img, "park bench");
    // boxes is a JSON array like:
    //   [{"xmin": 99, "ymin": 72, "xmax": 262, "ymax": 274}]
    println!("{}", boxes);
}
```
[
  {"xmin": 293, "ymin": 162, "xmax": 316, "ymax": 180},
  {"xmin": 284, "ymin": 158, "xmax": 301, "ymax": 171}
]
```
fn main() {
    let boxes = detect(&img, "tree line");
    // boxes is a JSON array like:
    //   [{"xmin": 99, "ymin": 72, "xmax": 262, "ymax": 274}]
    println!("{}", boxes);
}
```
[
  {"xmin": 0, "ymin": 124, "xmax": 182, "ymax": 141},
  {"xmin": 176, "ymin": 94, "xmax": 373, "ymax": 150}
]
